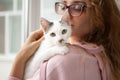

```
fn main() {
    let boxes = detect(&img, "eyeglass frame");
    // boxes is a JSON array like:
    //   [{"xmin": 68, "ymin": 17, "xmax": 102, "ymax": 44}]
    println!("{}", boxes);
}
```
[{"xmin": 55, "ymin": 1, "xmax": 87, "ymax": 16}]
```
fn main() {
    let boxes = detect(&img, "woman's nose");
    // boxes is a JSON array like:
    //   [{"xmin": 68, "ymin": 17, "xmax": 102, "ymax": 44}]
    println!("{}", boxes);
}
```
[{"xmin": 61, "ymin": 9, "xmax": 71, "ymax": 23}]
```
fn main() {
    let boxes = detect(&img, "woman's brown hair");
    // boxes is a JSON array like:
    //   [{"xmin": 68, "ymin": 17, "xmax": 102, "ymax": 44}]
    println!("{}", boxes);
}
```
[{"xmin": 84, "ymin": 0, "xmax": 120, "ymax": 80}]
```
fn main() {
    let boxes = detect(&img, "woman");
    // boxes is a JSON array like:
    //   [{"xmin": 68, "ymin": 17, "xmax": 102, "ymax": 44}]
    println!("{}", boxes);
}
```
[{"xmin": 8, "ymin": 0, "xmax": 120, "ymax": 80}]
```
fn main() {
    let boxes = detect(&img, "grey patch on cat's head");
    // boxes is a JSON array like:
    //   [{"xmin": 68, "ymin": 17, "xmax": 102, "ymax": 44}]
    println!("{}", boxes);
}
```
[
  {"xmin": 59, "ymin": 20, "xmax": 71, "ymax": 27},
  {"xmin": 60, "ymin": 15, "xmax": 72, "ymax": 26},
  {"xmin": 40, "ymin": 17, "xmax": 53, "ymax": 33},
  {"xmin": 49, "ymin": 22, "xmax": 53, "ymax": 26}
]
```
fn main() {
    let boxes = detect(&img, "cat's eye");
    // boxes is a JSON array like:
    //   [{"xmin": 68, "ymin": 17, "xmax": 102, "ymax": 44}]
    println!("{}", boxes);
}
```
[
  {"xmin": 50, "ymin": 32, "xmax": 56, "ymax": 37},
  {"xmin": 62, "ymin": 29, "xmax": 67, "ymax": 34}
]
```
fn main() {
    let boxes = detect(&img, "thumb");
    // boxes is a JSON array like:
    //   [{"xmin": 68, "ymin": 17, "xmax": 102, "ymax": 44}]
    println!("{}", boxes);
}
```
[{"xmin": 33, "ymin": 36, "xmax": 44, "ymax": 48}]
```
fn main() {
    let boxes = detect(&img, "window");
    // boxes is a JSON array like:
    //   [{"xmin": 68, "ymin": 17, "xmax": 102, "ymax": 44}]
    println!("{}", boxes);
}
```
[
  {"xmin": 0, "ymin": 0, "xmax": 28, "ymax": 79},
  {"xmin": 0, "ymin": 0, "xmax": 28, "ymax": 60}
]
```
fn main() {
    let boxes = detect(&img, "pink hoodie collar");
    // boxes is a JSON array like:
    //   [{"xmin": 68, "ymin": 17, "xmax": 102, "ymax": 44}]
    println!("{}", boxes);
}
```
[{"xmin": 72, "ymin": 42, "xmax": 104, "ymax": 54}]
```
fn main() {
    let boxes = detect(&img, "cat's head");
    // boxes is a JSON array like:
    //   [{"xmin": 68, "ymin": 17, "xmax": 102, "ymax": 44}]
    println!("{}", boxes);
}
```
[{"xmin": 40, "ymin": 18, "xmax": 71, "ymax": 46}]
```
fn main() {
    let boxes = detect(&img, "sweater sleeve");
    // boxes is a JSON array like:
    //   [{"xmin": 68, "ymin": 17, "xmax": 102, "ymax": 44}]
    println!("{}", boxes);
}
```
[
  {"xmin": 8, "ymin": 76, "xmax": 21, "ymax": 80},
  {"xmin": 8, "ymin": 53, "xmax": 102, "ymax": 80},
  {"xmin": 45, "ymin": 49, "xmax": 102, "ymax": 80},
  {"xmin": 42, "ymin": 44, "xmax": 111, "ymax": 80},
  {"xmin": 8, "ymin": 44, "xmax": 111, "ymax": 80}
]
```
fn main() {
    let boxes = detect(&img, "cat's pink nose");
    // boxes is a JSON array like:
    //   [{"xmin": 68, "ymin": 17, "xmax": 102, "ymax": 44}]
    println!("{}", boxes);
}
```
[{"xmin": 59, "ymin": 39, "xmax": 64, "ymax": 43}]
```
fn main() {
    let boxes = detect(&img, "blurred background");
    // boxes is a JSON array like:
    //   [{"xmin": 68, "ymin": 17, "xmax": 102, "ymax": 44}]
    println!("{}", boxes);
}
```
[{"xmin": 0, "ymin": 0, "xmax": 119, "ymax": 80}]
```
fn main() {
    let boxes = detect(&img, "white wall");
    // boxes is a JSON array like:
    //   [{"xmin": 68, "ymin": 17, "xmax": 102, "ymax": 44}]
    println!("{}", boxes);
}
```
[{"xmin": 0, "ymin": 60, "xmax": 13, "ymax": 80}]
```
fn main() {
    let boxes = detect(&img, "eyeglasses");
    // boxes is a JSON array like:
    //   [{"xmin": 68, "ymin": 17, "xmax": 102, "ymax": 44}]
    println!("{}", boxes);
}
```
[{"xmin": 55, "ymin": 2, "xmax": 87, "ymax": 16}]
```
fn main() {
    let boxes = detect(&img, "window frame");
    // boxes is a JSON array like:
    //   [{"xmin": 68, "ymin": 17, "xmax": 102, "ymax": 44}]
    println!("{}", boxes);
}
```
[{"xmin": 0, "ymin": 0, "xmax": 29, "ymax": 61}]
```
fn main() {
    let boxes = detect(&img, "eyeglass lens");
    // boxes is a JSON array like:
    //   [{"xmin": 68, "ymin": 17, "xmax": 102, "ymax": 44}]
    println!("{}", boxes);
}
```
[{"xmin": 55, "ymin": 2, "xmax": 86, "ymax": 16}]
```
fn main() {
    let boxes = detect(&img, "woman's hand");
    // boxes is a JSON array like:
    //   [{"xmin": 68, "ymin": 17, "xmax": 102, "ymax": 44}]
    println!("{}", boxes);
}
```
[
  {"xmin": 17, "ymin": 29, "xmax": 44, "ymax": 63},
  {"xmin": 10, "ymin": 29, "xmax": 44, "ymax": 79}
]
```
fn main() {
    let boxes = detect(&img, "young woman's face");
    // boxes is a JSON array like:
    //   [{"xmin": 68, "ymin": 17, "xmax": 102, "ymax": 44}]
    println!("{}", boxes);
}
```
[{"xmin": 60, "ymin": 0, "xmax": 92, "ymax": 42}]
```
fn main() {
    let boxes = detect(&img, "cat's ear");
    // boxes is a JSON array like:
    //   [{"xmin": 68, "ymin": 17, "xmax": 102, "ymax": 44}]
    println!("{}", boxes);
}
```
[
  {"xmin": 60, "ymin": 16, "xmax": 71, "ymax": 26},
  {"xmin": 59, "ymin": 20, "xmax": 71, "ymax": 27},
  {"xmin": 40, "ymin": 17, "xmax": 53, "ymax": 33}
]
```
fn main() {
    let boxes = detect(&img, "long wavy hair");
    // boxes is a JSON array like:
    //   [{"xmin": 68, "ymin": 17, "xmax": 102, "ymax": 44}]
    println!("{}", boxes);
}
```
[{"xmin": 84, "ymin": 0, "xmax": 120, "ymax": 80}]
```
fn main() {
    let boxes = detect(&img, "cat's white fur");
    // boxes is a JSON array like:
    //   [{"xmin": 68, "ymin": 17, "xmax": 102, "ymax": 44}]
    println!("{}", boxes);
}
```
[{"xmin": 24, "ymin": 18, "xmax": 71, "ymax": 79}]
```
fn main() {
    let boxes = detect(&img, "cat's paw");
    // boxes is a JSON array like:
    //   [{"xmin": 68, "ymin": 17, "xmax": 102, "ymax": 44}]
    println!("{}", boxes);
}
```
[
  {"xmin": 41, "ymin": 46, "xmax": 69, "ymax": 60},
  {"xmin": 58, "ymin": 46, "xmax": 69, "ymax": 55}
]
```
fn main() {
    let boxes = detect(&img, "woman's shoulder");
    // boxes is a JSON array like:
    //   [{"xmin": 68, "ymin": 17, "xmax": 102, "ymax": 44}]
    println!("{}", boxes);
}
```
[
  {"xmin": 47, "ymin": 42, "xmax": 104, "ymax": 66},
  {"xmin": 37, "ymin": 42, "xmax": 111, "ymax": 80},
  {"xmin": 39, "ymin": 42, "xmax": 111, "ymax": 80},
  {"xmin": 46, "ymin": 42, "xmax": 103, "ymax": 72},
  {"xmin": 43, "ymin": 42, "xmax": 105, "ymax": 80}
]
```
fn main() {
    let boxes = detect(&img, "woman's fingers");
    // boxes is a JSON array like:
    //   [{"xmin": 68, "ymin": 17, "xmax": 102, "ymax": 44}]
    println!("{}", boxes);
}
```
[
  {"xmin": 26, "ymin": 29, "xmax": 43, "ymax": 44},
  {"xmin": 32, "ymin": 29, "xmax": 43, "ymax": 40},
  {"xmin": 33, "ymin": 36, "xmax": 44, "ymax": 48}
]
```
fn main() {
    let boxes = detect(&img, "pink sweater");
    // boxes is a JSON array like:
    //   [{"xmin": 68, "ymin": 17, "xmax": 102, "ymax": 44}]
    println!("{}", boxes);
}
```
[{"xmin": 8, "ymin": 42, "xmax": 111, "ymax": 80}]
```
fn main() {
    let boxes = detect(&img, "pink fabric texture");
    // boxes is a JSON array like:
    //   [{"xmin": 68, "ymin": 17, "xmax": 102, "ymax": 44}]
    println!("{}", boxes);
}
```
[
  {"xmin": 8, "ymin": 42, "xmax": 111, "ymax": 80},
  {"xmin": 8, "ymin": 76, "xmax": 21, "ymax": 80}
]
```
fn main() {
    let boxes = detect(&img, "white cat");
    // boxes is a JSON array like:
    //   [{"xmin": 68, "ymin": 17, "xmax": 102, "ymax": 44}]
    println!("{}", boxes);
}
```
[{"xmin": 24, "ymin": 18, "xmax": 72, "ymax": 79}]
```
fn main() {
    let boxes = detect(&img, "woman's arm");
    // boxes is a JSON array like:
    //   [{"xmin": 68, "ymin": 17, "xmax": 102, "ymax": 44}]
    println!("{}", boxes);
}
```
[{"xmin": 9, "ymin": 29, "xmax": 44, "ymax": 80}]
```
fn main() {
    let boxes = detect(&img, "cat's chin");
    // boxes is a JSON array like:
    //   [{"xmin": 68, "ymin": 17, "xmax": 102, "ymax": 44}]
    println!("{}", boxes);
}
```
[{"xmin": 56, "ymin": 43, "xmax": 66, "ymax": 46}]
